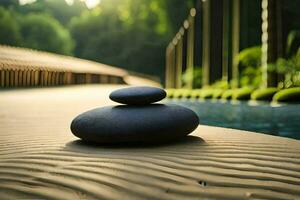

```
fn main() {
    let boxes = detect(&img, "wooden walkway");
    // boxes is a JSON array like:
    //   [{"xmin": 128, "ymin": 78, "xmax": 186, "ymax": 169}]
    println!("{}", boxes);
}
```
[
  {"xmin": 0, "ymin": 45, "xmax": 160, "ymax": 87},
  {"xmin": 0, "ymin": 85, "xmax": 299, "ymax": 200}
]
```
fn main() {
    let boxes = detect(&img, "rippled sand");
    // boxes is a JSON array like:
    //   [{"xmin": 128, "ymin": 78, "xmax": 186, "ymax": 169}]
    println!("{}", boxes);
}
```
[{"xmin": 0, "ymin": 85, "xmax": 299, "ymax": 200}]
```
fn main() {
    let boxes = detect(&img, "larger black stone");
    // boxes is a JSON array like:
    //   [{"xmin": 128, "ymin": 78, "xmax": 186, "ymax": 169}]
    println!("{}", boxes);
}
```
[
  {"xmin": 109, "ymin": 86, "xmax": 166, "ymax": 105},
  {"xmin": 70, "ymin": 104, "xmax": 199, "ymax": 143}
]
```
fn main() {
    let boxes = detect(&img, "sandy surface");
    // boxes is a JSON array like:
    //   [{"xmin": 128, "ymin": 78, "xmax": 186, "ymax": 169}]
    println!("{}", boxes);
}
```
[{"xmin": 0, "ymin": 85, "xmax": 300, "ymax": 200}]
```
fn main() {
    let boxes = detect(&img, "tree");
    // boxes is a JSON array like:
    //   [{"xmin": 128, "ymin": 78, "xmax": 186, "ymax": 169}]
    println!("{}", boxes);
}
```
[
  {"xmin": 70, "ymin": 0, "xmax": 170, "ymax": 77},
  {"xmin": 0, "ymin": 0, "xmax": 19, "ymax": 8},
  {"xmin": 0, "ymin": 7, "xmax": 22, "ymax": 46},
  {"xmin": 19, "ymin": 13, "xmax": 74, "ymax": 55},
  {"xmin": 18, "ymin": 0, "xmax": 87, "ymax": 25},
  {"xmin": 158, "ymin": 0, "xmax": 194, "ymax": 35}
]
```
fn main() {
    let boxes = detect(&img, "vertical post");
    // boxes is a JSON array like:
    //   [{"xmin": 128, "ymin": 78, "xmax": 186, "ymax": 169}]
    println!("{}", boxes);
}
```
[
  {"xmin": 10, "ymin": 70, "xmax": 14, "ymax": 87},
  {"xmin": 19, "ymin": 70, "xmax": 23, "ymax": 87},
  {"xmin": 31, "ymin": 70, "xmax": 35, "ymax": 86},
  {"xmin": 40, "ymin": 71, "xmax": 44, "ymax": 86},
  {"xmin": 165, "ymin": 44, "xmax": 172, "ymax": 88},
  {"xmin": 14, "ymin": 70, "xmax": 18, "ymax": 87},
  {"xmin": 165, "ymin": 46, "xmax": 170, "ymax": 88},
  {"xmin": 202, "ymin": 0, "xmax": 223, "ymax": 86},
  {"xmin": 186, "ymin": 8, "xmax": 196, "ymax": 89},
  {"xmin": 202, "ymin": 0, "xmax": 210, "ymax": 87},
  {"xmin": 261, "ymin": 0, "xmax": 268, "ymax": 88},
  {"xmin": 22, "ymin": 70, "xmax": 27, "ymax": 87},
  {"xmin": 26, "ymin": 70, "xmax": 31, "ymax": 86},
  {"xmin": 44, "ymin": 71, "xmax": 49, "ymax": 86},
  {"xmin": 47, "ymin": 71, "xmax": 52, "ymax": 86},
  {"xmin": 86, "ymin": 73, "xmax": 92, "ymax": 84},
  {"xmin": 262, "ymin": 0, "xmax": 283, "ymax": 87},
  {"xmin": 222, "ymin": 0, "xmax": 230, "ymax": 82},
  {"xmin": 171, "ymin": 38, "xmax": 178, "ymax": 88},
  {"xmin": 182, "ymin": 23, "xmax": 188, "ymax": 77},
  {"xmin": 194, "ymin": 1, "xmax": 203, "ymax": 88},
  {"xmin": 210, "ymin": 0, "xmax": 223, "ymax": 84},
  {"xmin": 5, "ymin": 70, "xmax": 10, "ymax": 87},
  {"xmin": 175, "ymin": 32, "xmax": 183, "ymax": 88},
  {"xmin": 232, "ymin": 0, "xmax": 240, "ymax": 88},
  {"xmin": 34, "ymin": 70, "xmax": 39, "ymax": 86},
  {"xmin": 0, "ymin": 66, "xmax": 4, "ymax": 87}
]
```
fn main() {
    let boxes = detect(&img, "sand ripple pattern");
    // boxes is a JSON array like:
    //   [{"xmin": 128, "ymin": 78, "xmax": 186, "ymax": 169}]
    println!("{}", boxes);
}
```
[{"xmin": 0, "ymin": 86, "xmax": 300, "ymax": 200}]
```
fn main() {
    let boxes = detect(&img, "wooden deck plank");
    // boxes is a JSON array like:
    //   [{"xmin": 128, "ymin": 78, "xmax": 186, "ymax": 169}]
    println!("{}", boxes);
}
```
[{"xmin": 0, "ymin": 85, "xmax": 299, "ymax": 200}]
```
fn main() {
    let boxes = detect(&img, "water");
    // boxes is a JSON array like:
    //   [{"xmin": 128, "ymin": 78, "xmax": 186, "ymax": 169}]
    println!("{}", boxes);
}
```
[{"xmin": 166, "ymin": 99, "xmax": 300, "ymax": 140}]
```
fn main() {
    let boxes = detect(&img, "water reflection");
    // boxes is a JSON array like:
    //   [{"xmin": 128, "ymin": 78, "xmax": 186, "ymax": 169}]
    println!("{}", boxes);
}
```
[{"xmin": 166, "ymin": 99, "xmax": 300, "ymax": 140}]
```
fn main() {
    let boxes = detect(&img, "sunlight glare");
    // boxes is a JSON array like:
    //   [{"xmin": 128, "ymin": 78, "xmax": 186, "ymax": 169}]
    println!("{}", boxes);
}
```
[
  {"xmin": 85, "ymin": 0, "xmax": 101, "ymax": 9},
  {"xmin": 19, "ymin": 0, "xmax": 101, "ymax": 8}
]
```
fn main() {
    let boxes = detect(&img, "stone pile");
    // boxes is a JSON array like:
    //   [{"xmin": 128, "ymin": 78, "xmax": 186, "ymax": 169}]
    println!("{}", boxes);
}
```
[{"xmin": 71, "ymin": 86, "xmax": 199, "ymax": 143}]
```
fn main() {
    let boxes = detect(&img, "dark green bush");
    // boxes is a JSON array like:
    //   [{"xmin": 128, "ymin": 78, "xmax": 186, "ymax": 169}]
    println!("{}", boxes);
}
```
[
  {"xmin": 238, "ymin": 46, "xmax": 261, "ymax": 68},
  {"xmin": 251, "ymin": 88, "xmax": 278, "ymax": 101},
  {"xmin": 182, "ymin": 67, "xmax": 202, "ymax": 88},
  {"xmin": 273, "ymin": 87, "xmax": 300, "ymax": 102},
  {"xmin": 166, "ymin": 89, "xmax": 175, "ymax": 98},
  {"xmin": 212, "ymin": 89, "xmax": 224, "ymax": 99},
  {"xmin": 221, "ymin": 89, "xmax": 234, "ymax": 100},
  {"xmin": 171, "ymin": 89, "xmax": 192, "ymax": 99},
  {"xmin": 199, "ymin": 89, "xmax": 215, "ymax": 99},
  {"xmin": 232, "ymin": 87, "xmax": 253, "ymax": 100},
  {"xmin": 237, "ymin": 46, "xmax": 262, "ymax": 88},
  {"xmin": 181, "ymin": 89, "xmax": 193, "ymax": 98},
  {"xmin": 190, "ymin": 89, "xmax": 202, "ymax": 99}
]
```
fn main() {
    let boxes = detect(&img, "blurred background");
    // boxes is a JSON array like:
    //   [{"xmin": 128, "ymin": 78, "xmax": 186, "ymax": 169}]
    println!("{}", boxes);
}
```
[
  {"xmin": 0, "ymin": 0, "xmax": 194, "ymax": 82},
  {"xmin": 1, "ymin": 0, "xmax": 300, "ymax": 90},
  {"xmin": 1, "ymin": 0, "xmax": 300, "ymax": 138}
]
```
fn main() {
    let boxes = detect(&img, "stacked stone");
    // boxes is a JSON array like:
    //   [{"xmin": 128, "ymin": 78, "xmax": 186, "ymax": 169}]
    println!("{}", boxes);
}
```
[{"xmin": 71, "ymin": 86, "xmax": 199, "ymax": 143}]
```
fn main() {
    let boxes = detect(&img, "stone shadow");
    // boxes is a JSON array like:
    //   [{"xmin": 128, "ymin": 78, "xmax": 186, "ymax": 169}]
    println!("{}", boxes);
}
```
[{"xmin": 64, "ymin": 135, "xmax": 205, "ymax": 153}]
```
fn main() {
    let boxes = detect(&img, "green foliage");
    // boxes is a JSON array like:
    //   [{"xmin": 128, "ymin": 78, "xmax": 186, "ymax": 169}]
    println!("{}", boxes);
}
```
[
  {"xmin": 240, "ymin": 66, "xmax": 262, "ymax": 88},
  {"xmin": 237, "ymin": 46, "xmax": 262, "ymax": 88},
  {"xmin": 286, "ymin": 30, "xmax": 300, "ymax": 57},
  {"xmin": 19, "ymin": 13, "xmax": 74, "ymax": 55},
  {"xmin": 172, "ymin": 89, "xmax": 190, "ymax": 98},
  {"xmin": 0, "ymin": 0, "xmax": 19, "ymax": 8},
  {"xmin": 159, "ymin": 0, "xmax": 193, "ymax": 35},
  {"xmin": 211, "ymin": 80, "xmax": 229, "ymax": 89},
  {"xmin": 272, "ymin": 47, "xmax": 300, "ymax": 88},
  {"xmin": 181, "ymin": 89, "xmax": 193, "ymax": 98},
  {"xmin": 221, "ymin": 89, "xmax": 234, "ymax": 100},
  {"xmin": 0, "ymin": 0, "xmax": 193, "ymax": 80},
  {"xmin": 251, "ymin": 87, "xmax": 278, "ymax": 101},
  {"xmin": 0, "ymin": 7, "xmax": 22, "ymax": 46},
  {"xmin": 198, "ymin": 89, "xmax": 215, "ymax": 99},
  {"xmin": 212, "ymin": 89, "xmax": 225, "ymax": 99},
  {"xmin": 238, "ymin": 46, "xmax": 261, "ymax": 68},
  {"xmin": 190, "ymin": 89, "xmax": 202, "ymax": 99},
  {"xmin": 0, "ymin": 5, "xmax": 74, "ymax": 55},
  {"xmin": 273, "ymin": 87, "xmax": 300, "ymax": 102},
  {"xmin": 69, "ymin": 0, "xmax": 177, "ymax": 78},
  {"xmin": 15, "ymin": 0, "xmax": 87, "ymax": 25},
  {"xmin": 232, "ymin": 87, "xmax": 254, "ymax": 100},
  {"xmin": 166, "ymin": 88, "xmax": 175, "ymax": 98},
  {"xmin": 182, "ymin": 67, "xmax": 202, "ymax": 88}
]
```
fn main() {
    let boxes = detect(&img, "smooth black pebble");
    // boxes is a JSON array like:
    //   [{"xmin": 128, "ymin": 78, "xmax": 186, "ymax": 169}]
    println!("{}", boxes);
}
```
[
  {"xmin": 71, "ymin": 104, "xmax": 199, "ymax": 143},
  {"xmin": 109, "ymin": 86, "xmax": 166, "ymax": 105}
]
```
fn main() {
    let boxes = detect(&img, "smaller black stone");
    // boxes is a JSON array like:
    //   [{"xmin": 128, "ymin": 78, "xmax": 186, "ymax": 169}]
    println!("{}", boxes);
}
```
[{"xmin": 109, "ymin": 86, "xmax": 166, "ymax": 105}]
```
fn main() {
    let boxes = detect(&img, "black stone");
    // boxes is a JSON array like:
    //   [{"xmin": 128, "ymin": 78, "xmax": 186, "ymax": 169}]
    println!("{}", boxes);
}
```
[
  {"xmin": 70, "ymin": 104, "xmax": 199, "ymax": 143},
  {"xmin": 109, "ymin": 86, "xmax": 166, "ymax": 105}
]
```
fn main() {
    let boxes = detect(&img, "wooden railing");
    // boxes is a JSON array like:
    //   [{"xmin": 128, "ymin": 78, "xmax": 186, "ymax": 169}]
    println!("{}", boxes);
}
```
[
  {"xmin": 0, "ymin": 68, "xmax": 123, "ymax": 88},
  {"xmin": 165, "ymin": 0, "xmax": 242, "ymax": 89},
  {"xmin": 165, "ymin": 8, "xmax": 196, "ymax": 89},
  {"xmin": 0, "ymin": 45, "xmax": 126, "ymax": 88}
]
